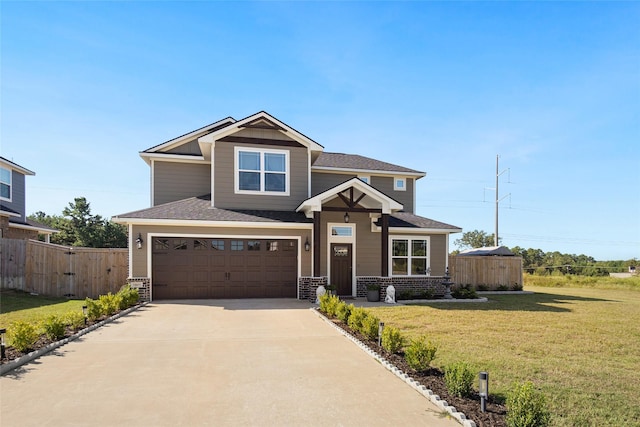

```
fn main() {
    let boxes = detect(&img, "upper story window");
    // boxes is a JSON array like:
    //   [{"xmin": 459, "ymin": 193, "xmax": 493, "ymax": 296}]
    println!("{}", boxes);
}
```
[
  {"xmin": 235, "ymin": 147, "xmax": 289, "ymax": 195},
  {"xmin": 394, "ymin": 177, "xmax": 406, "ymax": 191},
  {"xmin": 0, "ymin": 167, "xmax": 11, "ymax": 201}
]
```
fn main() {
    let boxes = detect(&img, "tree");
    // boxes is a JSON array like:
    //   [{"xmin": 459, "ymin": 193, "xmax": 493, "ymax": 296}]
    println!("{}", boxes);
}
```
[
  {"xmin": 29, "ymin": 197, "xmax": 127, "ymax": 248},
  {"xmin": 454, "ymin": 229, "xmax": 500, "ymax": 251}
]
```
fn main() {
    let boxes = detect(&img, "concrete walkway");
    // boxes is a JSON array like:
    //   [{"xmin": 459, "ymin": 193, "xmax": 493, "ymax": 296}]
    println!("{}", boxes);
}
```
[{"xmin": 1, "ymin": 299, "xmax": 460, "ymax": 427}]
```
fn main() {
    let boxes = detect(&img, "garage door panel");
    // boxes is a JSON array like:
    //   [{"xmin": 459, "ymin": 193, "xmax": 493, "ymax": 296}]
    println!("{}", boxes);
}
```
[{"xmin": 153, "ymin": 237, "xmax": 298, "ymax": 299}]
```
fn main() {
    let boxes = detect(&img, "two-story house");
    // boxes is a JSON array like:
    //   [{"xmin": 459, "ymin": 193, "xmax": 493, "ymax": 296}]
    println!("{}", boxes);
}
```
[
  {"xmin": 0, "ymin": 157, "xmax": 57, "ymax": 241},
  {"xmin": 113, "ymin": 112, "xmax": 461, "ymax": 300}
]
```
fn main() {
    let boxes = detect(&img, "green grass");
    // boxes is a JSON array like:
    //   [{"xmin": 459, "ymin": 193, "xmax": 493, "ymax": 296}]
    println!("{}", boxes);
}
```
[
  {"xmin": 0, "ymin": 289, "xmax": 85, "ymax": 326},
  {"xmin": 368, "ymin": 280, "xmax": 640, "ymax": 427}
]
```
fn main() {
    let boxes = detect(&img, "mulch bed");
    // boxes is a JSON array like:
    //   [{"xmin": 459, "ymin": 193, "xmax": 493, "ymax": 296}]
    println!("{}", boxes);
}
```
[{"xmin": 325, "ymin": 316, "xmax": 507, "ymax": 427}]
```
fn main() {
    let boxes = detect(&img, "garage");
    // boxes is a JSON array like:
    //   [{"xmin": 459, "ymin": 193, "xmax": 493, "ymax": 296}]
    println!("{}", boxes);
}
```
[{"xmin": 151, "ymin": 237, "xmax": 298, "ymax": 299}]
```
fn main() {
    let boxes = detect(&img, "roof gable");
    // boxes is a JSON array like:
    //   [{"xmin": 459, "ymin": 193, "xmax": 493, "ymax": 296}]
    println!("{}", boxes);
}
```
[{"xmin": 0, "ymin": 157, "xmax": 35, "ymax": 176}]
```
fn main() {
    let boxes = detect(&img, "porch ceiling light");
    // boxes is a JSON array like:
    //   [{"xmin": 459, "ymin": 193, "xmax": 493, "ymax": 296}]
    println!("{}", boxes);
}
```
[
  {"xmin": 479, "ymin": 371, "xmax": 489, "ymax": 413},
  {"xmin": 344, "ymin": 212, "xmax": 349, "ymax": 223},
  {"xmin": 136, "ymin": 233, "xmax": 143, "ymax": 249}
]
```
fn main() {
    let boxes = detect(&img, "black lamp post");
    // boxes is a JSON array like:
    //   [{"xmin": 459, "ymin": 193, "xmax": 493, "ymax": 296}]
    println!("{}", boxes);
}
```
[
  {"xmin": 378, "ymin": 322, "xmax": 384, "ymax": 347},
  {"xmin": 82, "ymin": 305, "xmax": 88, "ymax": 326},
  {"xmin": 479, "ymin": 371, "xmax": 489, "ymax": 413}
]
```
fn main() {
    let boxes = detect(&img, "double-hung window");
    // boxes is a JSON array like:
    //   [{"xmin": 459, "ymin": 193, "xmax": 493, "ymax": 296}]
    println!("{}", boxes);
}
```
[
  {"xmin": 236, "ymin": 147, "xmax": 289, "ymax": 195},
  {"xmin": 0, "ymin": 167, "xmax": 11, "ymax": 201},
  {"xmin": 391, "ymin": 237, "xmax": 429, "ymax": 275}
]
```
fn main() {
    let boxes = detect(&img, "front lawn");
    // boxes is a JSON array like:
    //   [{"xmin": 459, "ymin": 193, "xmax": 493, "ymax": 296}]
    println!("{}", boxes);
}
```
[
  {"xmin": 0, "ymin": 289, "xmax": 85, "ymax": 325},
  {"xmin": 368, "ymin": 285, "xmax": 640, "ymax": 427}
]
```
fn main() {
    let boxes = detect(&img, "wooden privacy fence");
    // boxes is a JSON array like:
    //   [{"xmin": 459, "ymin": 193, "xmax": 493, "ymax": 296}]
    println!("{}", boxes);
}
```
[
  {"xmin": 449, "ymin": 255, "xmax": 523, "ymax": 289},
  {"xmin": 1, "ymin": 239, "xmax": 128, "ymax": 299}
]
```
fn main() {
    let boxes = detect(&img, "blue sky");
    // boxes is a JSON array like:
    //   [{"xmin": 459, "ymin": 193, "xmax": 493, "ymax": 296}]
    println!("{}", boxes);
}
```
[{"xmin": 1, "ymin": 1, "xmax": 638, "ymax": 260}]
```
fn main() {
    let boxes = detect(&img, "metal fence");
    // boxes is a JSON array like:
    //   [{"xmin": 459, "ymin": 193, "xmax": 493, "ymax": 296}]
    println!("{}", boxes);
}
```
[{"xmin": 1, "ymin": 238, "xmax": 128, "ymax": 299}]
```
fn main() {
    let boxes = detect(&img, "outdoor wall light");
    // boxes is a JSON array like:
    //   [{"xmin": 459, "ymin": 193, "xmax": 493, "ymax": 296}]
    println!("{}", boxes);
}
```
[
  {"xmin": 304, "ymin": 237, "xmax": 310, "ymax": 252},
  {"xmin": 0, "ymin": 328, "xmax": 6, "ymax": 360},
  {"xmin": 344, "ymin": 212, "xmax": 350, "ymax": 223},
  {"xmin": 82, "ymin": 305, "xmax": 88, "ymax": 325},
  {"xmin": 479, "ymin": 371, "xmax": 489, "ymax": 413},
  {"xmin": 136, "ymin": 233, "xmax": 143, "ymax": 249}
]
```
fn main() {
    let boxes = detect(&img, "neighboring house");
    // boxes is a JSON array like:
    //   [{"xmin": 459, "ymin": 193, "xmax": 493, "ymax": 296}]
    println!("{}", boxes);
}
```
[
  {"xmin": 113, "ymin": 111, "xmax": 461, "ymax": 300},
  {"xmin": 0, "ymin": 157, "xmax": 57, "ymax": 241}
]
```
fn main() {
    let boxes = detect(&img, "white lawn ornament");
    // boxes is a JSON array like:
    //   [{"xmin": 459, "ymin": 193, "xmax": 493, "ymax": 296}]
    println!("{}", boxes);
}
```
[
  {"xmin": 385, "ymin": 285, "xmax": 396, "ymax": 304},
  {"xmin": 315, "ymin": 284, "xmax": 327, "ymax": 304}
]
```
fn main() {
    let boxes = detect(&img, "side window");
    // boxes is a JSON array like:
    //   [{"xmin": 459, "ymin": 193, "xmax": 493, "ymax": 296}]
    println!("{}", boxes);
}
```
[{"xmin": 0, "ymin": 167, "xmax": 11, "ymax": 201}]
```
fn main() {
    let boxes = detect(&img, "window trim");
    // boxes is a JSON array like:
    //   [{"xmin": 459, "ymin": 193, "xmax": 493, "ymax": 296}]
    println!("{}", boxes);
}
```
[
  {"xmin": 389, "ymin": 236, "xmax": 430, "ymax": 276},
  {"xmin": 358, "ymin": 175, "xmax": 371, "ymax": 184},
  {"xmin": 234, "ymin": 146, "xmax": 290, "ymax": 196},
  {"xmin": 0, "ymin": 166, "xmax": 11, "ymax": 202},
  {"xmin": 394, "ymin": 177, "xmax": 406, "ymax": 191}
]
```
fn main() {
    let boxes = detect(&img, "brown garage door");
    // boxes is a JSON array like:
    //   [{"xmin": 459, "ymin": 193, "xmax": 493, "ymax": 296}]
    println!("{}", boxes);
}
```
[{"xmin": 152, "ymin": 237, "xmax": 298, "ymax": 299}]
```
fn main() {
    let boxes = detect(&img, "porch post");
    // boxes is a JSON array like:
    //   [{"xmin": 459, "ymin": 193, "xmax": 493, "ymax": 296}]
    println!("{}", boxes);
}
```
[
  {"xmin": 313, "ymin": 211, "xmax": 321, "ymax": 277},
  {"xmin": 381, "ymin": 213, "xmax": 389, "ymax": 276}
]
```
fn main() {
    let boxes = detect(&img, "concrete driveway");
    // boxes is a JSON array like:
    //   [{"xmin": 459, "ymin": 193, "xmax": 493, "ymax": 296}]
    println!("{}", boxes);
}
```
[{"xmin": 1, "ymin": 299, "xmax": 459, "ymax": 427}]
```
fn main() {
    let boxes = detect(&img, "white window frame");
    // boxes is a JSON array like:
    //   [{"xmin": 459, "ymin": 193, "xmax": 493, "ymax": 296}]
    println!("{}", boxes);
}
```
[
  {"xmin": 358, "ymin": 175, "xmax": 370, "ymax": 185},
  {"xmin": 394, "ymin": 177, "xmax": 406, "ymax": 191},
  {"xmin": 389, "ymin": 236, "xmax": 430, "ymax": 276},
  {"xmin": 0, "ymin": 166, "xmax": 11, "ymax": 202},
  {"xmin": 234, "ymin": 146, "xmax": 290, "ymax": 196}
]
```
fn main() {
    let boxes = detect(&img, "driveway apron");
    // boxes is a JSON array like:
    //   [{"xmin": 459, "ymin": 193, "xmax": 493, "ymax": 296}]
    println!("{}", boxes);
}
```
[{"xmin": 0, "ymin": 300, "xmax": 459, "ymax": 427}]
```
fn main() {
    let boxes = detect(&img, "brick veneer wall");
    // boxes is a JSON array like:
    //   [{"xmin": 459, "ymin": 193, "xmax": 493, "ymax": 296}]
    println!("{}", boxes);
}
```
[
  {"xmin": 298, "ymin": 276, "xmax": 328, "ymax": 301},
  {"xmin": 127, "ymin": 277, "xmax": 151, "ymax": 302},
  {"xmin": 356, "ymin": 276, "xmax": 448, "ymax": 300},
  {"xmin": 0, "ymin": 216, "xmax": 9, "ymax": 237}
]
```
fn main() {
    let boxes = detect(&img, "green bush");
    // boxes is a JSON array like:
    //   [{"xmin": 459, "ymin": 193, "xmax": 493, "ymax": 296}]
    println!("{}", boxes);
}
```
[
  {"xmin": 512, "ymin": 282, "xmax": 523, "ymax": 291},
  {"xmin": 452, "ymin": 284, "xmax": 478, "ymax": 299},
  {"xmin": 318, "ymin": 292, "xmax": 340, "ymax": 317},
  {"xmin": 63, "ymin": 310, "xmax": 86, "ymax": 330},
  {"xmin": 98, "ymin": 293, "xmax": 120, "ymax": 316},
  {"xmin": 85, "ymin": 298, "xmax": 102, "ymax": 321},
  {"xmin": 117, "ymin": 284, "xmax": 139, "ymax": 309},
  {"xmin": 347, "ymin": 307, "xmax": 368, "ymax": 332},
  {"xmin": 336, "ymin": 301, "xmax": 353, "ymax": 323},
  {"xmin": 506, "ymin": 381, "xmax": 550, "ymax": 427},
  {"xmin": 444, "ymin": 361, "xmax": 475, "ymax": 397},
  {"xmin": 404, "ymin": 336, "xmax": 438, "ymax": 372},
  {"xmin": 381, "ymin": 326, "xmax": 405, "ymax": 353},
  {"xmin": 361, "ymin": 313, "xmax": 380, "ymax": 340},
  {"xmin": 42, "ymin": 315, "xmax": 66, "ymax": 341},
  {"xmin": 8, "ymin": 321, "xmax": 39, "ymax": 353}
]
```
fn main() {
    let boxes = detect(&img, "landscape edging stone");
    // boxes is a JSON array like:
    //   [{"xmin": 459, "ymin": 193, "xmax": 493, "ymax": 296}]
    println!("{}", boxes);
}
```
[
  {"xmin": 0, "ymin": 302, "xmax": 149, "ymax": 376},
  {"xmin": 312, "ymin": 307, "xmax": 477, "ymax": 427}
]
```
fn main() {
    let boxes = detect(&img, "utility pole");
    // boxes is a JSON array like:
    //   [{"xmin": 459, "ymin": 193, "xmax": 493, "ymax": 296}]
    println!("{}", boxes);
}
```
[{"xmin": 495, "ymin": 155, "xmax": 510, "ymax": 246}]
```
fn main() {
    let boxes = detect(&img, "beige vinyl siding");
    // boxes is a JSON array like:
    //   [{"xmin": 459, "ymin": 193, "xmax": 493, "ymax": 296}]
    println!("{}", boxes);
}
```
[
  {"xmin": 213, "ymin": 142, "xmax": 308, "ymax": 210},
  {"xmin": 153, "ymin": 162, "xmax": 211, "ymax": 206},
  {"xmin": 165, "ymin": 139, "xmax": 202, "ymax": 155},
  {"xmin": 131, "ymin": 225, "xmax": 311, "ymax": 278},
  {"xmin": 4, "ymin": 171, "xmax": 27, "ymax": 222},
  {"xmin": 428, "ymin": 234, "xmax": 447, "ymax": 276},
  {"xmin": 311, "ymin": 172, "xmax": 415, "ymax": 213}
]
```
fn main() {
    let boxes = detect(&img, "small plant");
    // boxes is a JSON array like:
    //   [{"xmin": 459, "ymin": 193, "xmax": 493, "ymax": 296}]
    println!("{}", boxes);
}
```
[
  {"xmin": 477, "ymin": 284, "xmax": 489, "ymax": 291},
  {"xmin": 85, "ymin": 298, "xmax": 102, "ymax": 321},
  {"xmin": 63, "ymin": 310, "xmax": 86, "ymax": 330},
  {"xmin": 506, "ymin": 381, "xmax": 551, "ymax": 427},
  {"xmin": 117, "ymin": 284, "xmax": 139, "ymax": 309},
  {"xmin": 8, "ymin": 321, "xmax": 39, "ymax": 353},
  {"xmin": 512, "ymin": 282, "xmax": 523, "ymax": 291},
  {"xmin": 397, "ymin": 290, "xmax": 413, "ymax": 300},
  {"xmin": 336, "ymin": 301, "xmax": 353, "ymax": 323},
  {"xmin": 347, "ymin": 306, "xmax": 368, "ymax": 332},
  {"xmin": 366, "ymin": 283, "xmax": 381, "ymax": 291},
  {"xmin": 444, "ymin": 361, "xmax": 475, "ymax": 398},
  {"xmin": 497, "ymin": 284, "xmax": 510, "ymax": 291},
  {"xmin": 452, "ymin": 284, "xmax": 478, "ymax": 299},
  {"xmin": 404, "ymin": 336, "xmax": 437, "ymax": 372},
  {"xmin": 381, "ymin": 326, "xmax": 405, "ymax": 354},
  {"xmin": 361, "ymin": 313, "xmax": 380, "ymax": 340},
  {"xmin": 42, "ymin": 315, "xmax": 66, "ymax": 341},
  {"xmin": 98, "ymin": 293, "xmax": 120, "ymax": 316}
]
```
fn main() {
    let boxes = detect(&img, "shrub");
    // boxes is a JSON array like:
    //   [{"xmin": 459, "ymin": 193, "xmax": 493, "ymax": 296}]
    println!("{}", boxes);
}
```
[
  {"xmin": 381, "ymin": 326, "xmax": 405, "ymax": 354},
  {"xmin": 336, "ymin": 302, "xmax": 353, "ymax": 323},
  {"xmin": 319, "ymin": 293, "xmax": 341, "ymax": 317},
  {"xmin": 361, "ymin": 313, "xmax": 380, "ymax": 340},
  {"xmin": 452, "ymin": 284, "xmax": 478, "ymax": 299},
  {"xmin": 347, "ymin": 307, "xmax": 368, "ymax": 332},
  {"xmin": 444, "ymin": 361, "xmax": 475, "ymax": 398},
  {"xmin": 117, "ymin": 284, "xmax": 139, "ymax": 309},
  {"xmin": 63, "ymin": 310, "xmax": 86, "ymax": 330},
  {"xmin": 506, "ymin": 381, "xmax": 550, "ymax": 427},
  {"xmin": 497, "ymin": 284, "xmax": 510, "ymax": 291},
  {"xmin": 42, "ymin": 315, "xmax": 66, "ymax": 341},
  {"xmin": 404, "ymin": 336, "xmax": 437, "ymax": 372},
  {"xmin": 98, "ymin": 293, "xmax": 120, "ymax": 316},
  {"xmin": 477, "ymin": 284, "xmax": 489, "ymax": 291},
  {"xmin": 8, "ymin": 321, "xmax": 39, "ymax": 353},
  {"xmin": 512, "ymin": 282, "xmax": 523, "ymax": 291},
  {"xmin": 85, "ymin": 298, "xmax": 102, "ymax": 321}
]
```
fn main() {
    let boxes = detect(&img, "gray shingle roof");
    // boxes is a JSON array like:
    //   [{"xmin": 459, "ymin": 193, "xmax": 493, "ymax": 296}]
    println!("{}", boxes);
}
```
[
  {"xmin": 114, "ymin": 195, "xmax": 313, "ymax": 223},
  {"xmin": 386, "ymin": 212, "xmax": 461, "ymax": 230},
  {"xmin": 313, "ymin": 152, "xmax": 424, "ymax": 175}
]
